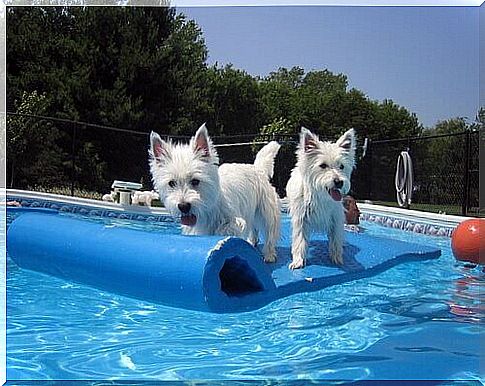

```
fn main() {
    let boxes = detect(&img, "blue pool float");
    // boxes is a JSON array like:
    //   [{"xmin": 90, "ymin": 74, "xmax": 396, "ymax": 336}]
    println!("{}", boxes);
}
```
[{"xmin": 7, "ymin": 211, "xmax": 441, "ymax": 313}]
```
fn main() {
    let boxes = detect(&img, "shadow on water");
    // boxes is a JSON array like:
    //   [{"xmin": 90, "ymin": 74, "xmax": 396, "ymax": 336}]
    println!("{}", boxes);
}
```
[{"xmin": 267, "ymin": 240, "xmax": 363, "ymax": 274}]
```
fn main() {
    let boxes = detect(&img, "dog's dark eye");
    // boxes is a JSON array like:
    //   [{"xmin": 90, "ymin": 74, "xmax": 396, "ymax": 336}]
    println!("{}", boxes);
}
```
[
  {"xmin": 168, "ymin": 180, "xmax": 177, "ymax": 188},
  {"xmin": 320, "ymin": 163, "xmax": 328, "ymax": 169},
  {"xmin": 340, "ymin": 164, "xmax": 345, "ymax": 170},
  {"xmin": 191, "ymin": 179, "xmax": 200, "ymax": 187}
]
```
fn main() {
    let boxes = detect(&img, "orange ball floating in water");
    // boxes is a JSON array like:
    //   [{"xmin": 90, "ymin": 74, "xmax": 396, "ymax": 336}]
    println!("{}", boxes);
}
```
[{"xmin": 451, "ymin": 219, "xmax": 484, "ymax": 265}]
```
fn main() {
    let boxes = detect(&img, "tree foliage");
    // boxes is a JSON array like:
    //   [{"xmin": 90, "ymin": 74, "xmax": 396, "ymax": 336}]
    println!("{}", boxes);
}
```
[
  {"xmin": 258, "ymin": 66, "xmax": 422, "ymax": 141},
  {"xmin": 6, "ymin": 91, "xmax": 67, "ymax": 188},
  {"xmin": 205, "ymin": 65, "xmax": 265, "ymax": 136},
  {"xmin": 7, "ymin": 7, "xmax": 207, "ymax": 134}
]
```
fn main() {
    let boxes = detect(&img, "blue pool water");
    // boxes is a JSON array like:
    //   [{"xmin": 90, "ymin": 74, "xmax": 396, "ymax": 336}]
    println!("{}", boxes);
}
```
[{"xmin": 5, "ymin": 210, "xmax": 484, "ymax": 382}]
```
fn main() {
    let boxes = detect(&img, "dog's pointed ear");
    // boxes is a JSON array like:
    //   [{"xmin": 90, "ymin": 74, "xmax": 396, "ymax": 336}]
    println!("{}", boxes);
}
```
[
  {"xmin": 336, "ymin": 128, "xmax": 356, "ymax": 153},
  {"xmin": 337, "ymin": 128, "xmax": 356, "ymax": 165},
  {"xmin": 192, "ymin": 123, "xmax": 215, "ymax": 161},
  {"xmin": 300, "ymin": 127, "xmax": 319, "ymax": 153},
  {"xmin": 150, "ymin": 131, "xmax": 170, "ymax": 162}
]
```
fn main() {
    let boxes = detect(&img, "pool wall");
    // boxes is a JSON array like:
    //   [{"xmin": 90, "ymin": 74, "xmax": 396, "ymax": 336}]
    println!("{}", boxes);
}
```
[
  {"xmin": 6, "ymin": 189, "xmax": 467, "ymax": 237},
  {"xmin": 357, "ymin": 203, "xmax": 467, "ymax": 237},
  {"xmin": 6, "ymin": 189, "xmax": 172, "ymax": 223}
]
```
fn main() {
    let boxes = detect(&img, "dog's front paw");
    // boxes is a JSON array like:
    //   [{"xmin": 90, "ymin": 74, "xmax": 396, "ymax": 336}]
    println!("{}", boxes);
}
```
[
  {"xmin": 289, "ymin": 258, "xmax": 305, "ymax": 270},
  {"xmin": 264, "ymin": 253, "xmax": 277, "ymax": 264}
]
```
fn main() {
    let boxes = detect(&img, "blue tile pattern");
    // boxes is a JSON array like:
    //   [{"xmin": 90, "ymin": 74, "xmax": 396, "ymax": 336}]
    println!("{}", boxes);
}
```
[
  {"xmin": 7, "ymin": 195, "xmax": 175, "ymax": 224},
  {"xmin": 360, "ymin": 212, "xmax": 454, "ymax": 237}
]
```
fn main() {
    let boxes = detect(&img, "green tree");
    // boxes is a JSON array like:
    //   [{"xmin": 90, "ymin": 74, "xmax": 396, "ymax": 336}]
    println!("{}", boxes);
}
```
[
  {"xmin": 372, "ymin": 99, "xmax": 421, "ymax": 139},
  {"xmin": 259, "ymin": 67, "xmax": 303, "ymax": 129},
  {"xmin": 7, "ymin": 7, "xmax": 208, "ymax": 134},
  {"xmin": 259, "ymin": 66, "xmax": 421, "ymax": 141},
  {"xmin": 205, "ymin": 65, "xmax": 266, "ymax": 136},
  {"xmin": 429, "ymin": 117, "xmax": 468, "ymax": 135},
  {"xmin": 7, "ymin": 91, "xmax": 67, "ymax": 189}
]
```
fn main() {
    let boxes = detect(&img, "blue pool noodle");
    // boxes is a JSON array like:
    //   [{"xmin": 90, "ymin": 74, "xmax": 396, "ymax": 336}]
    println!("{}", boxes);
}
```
[
  {"xmin": 7, "ymin": 211, "xmax": 441, "ymax": 313},
  {"xmin": 7, "ymin": 212, "xmax": 275, "ymax": 312}
]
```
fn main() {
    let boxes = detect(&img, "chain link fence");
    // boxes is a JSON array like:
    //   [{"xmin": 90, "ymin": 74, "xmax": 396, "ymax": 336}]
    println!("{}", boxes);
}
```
[
  {"xmin": 352, "ymin": 131, "xmax": 481, "ymax": 217},
  {"xmin": 6, "ymin": 112, "xmax": 482, "ymax": 217}
]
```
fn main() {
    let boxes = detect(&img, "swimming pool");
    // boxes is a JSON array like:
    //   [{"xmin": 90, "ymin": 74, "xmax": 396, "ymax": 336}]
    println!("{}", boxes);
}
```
[{"xmin": 5, "ymin": 201, "xmax": 484, "ymax": 382}]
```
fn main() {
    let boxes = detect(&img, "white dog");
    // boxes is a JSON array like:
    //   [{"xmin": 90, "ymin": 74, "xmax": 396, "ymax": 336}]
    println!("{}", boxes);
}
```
[
  {"xmin": 149, "ymin": 124, "xmax": 281, "ymax": 263},
  {"xmin": 102, "ymin": 191, "xmax": 117, "ymax": 202},
  {"xmin": 132, "ymin": 190, "xmax": 159, "ymax": 206},
  {"xmin": 286, "ymin": 127, "xmax": 356, "ymax": 269}
]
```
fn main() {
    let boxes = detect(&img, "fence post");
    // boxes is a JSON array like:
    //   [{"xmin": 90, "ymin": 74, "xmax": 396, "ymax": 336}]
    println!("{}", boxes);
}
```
[
  {"xmin": 462, "ymin": 131, "xmax": 471, "ymax": 216},
  {"xmin": 70, "ymin": 124, "xmax": 77, "ymax": 197},
  {"xmin": 367, "ymin": 139, "xmax": 373, "ymax": 200}
]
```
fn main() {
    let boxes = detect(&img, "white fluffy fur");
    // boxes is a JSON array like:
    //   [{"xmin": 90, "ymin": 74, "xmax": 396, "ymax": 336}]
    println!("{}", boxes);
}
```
[
  {"xmin": 102, "ymin": 191, "xmax": 117, "ymax": 202},
  {"xmin": 149, "ymin": 124, "xmax": 281, "ymax": 263},
  {"xmin": 286, "ymin": 127, "xmax": 356, "ymax": 269},
  {"xmin": 132, "ymin": 190, "xmax": 159, "ymax": 206}
]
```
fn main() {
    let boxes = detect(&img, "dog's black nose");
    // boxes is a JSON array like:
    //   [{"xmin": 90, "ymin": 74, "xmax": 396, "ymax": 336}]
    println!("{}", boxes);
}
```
[
  {"xmin": 334, "ymin": 179, "xmax": 343, "ymax": 189},
  {"xmin": 178, "ymin": 202, "xmax": 191, "ymax": 214}
]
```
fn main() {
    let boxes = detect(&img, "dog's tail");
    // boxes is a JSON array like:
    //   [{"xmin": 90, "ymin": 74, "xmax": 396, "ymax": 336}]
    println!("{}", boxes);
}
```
[{"xmin": 254, "ymin": 141, "xmax": 281, "ymax": 180}]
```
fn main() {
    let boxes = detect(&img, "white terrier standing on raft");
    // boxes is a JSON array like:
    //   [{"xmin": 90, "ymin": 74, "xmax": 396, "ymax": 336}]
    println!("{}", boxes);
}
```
[
  {"xmin": 286, "ymin": 127, "xmax": 356, "ymax": 269},
  {"xmin": 149, "ymin": 123, "xmax": 281, "ymax": 263}
]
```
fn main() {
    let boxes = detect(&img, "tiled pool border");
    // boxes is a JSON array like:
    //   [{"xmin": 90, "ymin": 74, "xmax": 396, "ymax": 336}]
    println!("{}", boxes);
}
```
[
  {"xmin": 359, "ymin": 212, "xmax": 453, "ymax": 237},
  {"xmin": 6, "ymin": 190, "xmax": 173, "ymax": 224},
  {"xmin": 6, "ymin": 189, "xmax": 470, "ymax": 237},
  {"xmin": 356, "ymin": 202, "xmax": 470, "ymax": 238}
]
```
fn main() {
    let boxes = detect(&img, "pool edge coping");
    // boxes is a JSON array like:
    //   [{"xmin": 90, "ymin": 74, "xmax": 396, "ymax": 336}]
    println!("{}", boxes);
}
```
[
  {"xmin": 357, "ymin": 202, "xmax": 469, "ymax": 228},
  {"xmin": 6, "ymin": 188, "xmax": 170, "ymax": 215}
]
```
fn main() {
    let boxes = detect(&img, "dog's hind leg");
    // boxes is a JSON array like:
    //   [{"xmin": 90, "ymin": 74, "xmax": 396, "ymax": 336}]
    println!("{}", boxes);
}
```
[{"xmin": 256, "ymin": 195, "xmax": 280, "ymax": 264}]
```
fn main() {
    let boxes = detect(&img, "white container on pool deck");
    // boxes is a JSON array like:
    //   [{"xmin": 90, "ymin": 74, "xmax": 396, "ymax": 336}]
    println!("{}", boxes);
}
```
[{"xmin": 119, "ymin": 190, "xmax": 132, "ymax": 205}]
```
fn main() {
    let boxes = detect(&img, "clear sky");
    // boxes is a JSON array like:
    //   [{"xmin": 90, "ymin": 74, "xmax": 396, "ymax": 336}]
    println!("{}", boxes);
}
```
[{"xmin": 180, "ymin": 6, "xmax": 480, "ymax": 128}]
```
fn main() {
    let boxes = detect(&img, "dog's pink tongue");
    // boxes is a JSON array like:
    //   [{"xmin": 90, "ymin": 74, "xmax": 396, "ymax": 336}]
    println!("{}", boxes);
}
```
[
  {"xmin": 330, "ymin": 189, "xmax": 342, "ymax": 202},
  {"xmin": 181, "ymin": 214, "xmax": 197, "ymax": 226}
]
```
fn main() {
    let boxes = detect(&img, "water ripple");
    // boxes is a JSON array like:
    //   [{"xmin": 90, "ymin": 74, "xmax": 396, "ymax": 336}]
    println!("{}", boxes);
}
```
[{"xmin": 6, "ymin": 216, "xmax": 484, "ymax": 380}]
